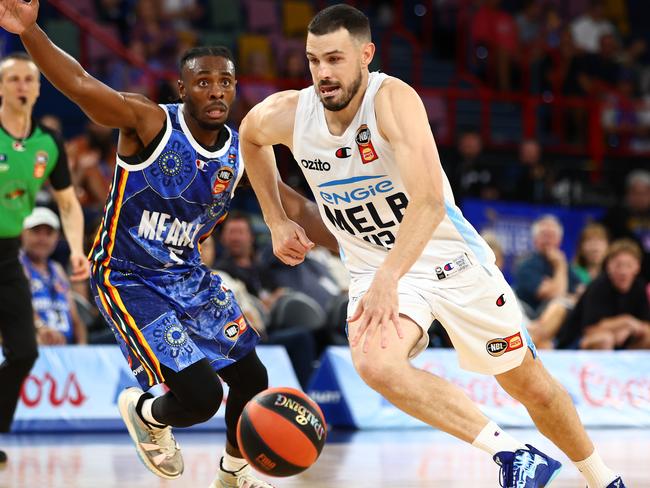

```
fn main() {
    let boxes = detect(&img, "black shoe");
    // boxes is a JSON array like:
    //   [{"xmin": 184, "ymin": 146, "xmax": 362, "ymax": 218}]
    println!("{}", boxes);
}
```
[{"xmin": 0, "ymin": 449, "xmax": 7, "ymax": 466}]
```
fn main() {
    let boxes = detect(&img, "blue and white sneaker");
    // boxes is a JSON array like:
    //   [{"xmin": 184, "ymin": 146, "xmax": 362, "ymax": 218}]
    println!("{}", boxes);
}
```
[
  {"xmin": 494, "ymin": 444, "xmax": 562, "ymax": 487},
  {"xmin": 603, "ymin": 477, "xmax": 625, "ymax": 488}
]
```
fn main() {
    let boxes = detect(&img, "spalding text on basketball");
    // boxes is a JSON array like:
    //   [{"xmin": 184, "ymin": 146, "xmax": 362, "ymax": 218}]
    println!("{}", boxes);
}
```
[{"xmin": 274, "ymin": 394, "xmax": 326, "ymax": 441}]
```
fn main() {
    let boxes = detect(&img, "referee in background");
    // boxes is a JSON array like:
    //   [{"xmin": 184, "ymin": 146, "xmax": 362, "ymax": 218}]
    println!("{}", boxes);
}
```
[{"xmin": 0, "ymin": 52, "xmax": 86, "ymax": 464}]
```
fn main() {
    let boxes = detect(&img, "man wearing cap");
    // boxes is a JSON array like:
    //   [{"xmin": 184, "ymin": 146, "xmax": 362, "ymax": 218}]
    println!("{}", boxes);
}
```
[
  {"xmin": 0, "ymin": 52, "xmax": 86, "ymax": 465},
  {"xmin": 20, "ymin": 207, "xmax": 87, "ymax": 346}
]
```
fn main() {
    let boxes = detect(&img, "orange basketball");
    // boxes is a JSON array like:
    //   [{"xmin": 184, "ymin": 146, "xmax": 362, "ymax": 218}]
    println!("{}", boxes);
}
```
[{"xmin": 236, "ymin": 387, "xmax": 327, "ymax": 477}]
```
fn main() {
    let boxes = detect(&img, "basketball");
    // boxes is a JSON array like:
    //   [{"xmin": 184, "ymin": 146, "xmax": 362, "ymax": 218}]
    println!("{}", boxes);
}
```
[{"xmin": 236, "ymin": 387, "xmax": 327, "ymax": 477}]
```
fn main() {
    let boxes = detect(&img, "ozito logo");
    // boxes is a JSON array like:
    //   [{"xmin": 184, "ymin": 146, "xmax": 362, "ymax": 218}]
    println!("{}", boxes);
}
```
[
  {"xmin": 335, "ymin": 147, "xmax": 351, "ymax": 158},
  {"xmin": 486, "ymin": 332, "xmax": 523, "ymax": 357},
  {"xmin": 496, "ymin": 294, "xmax": 506, "ymax": 307},
  {"xmin": 301, "ymin": 158, "xmax": 331, "ymax": 171}
]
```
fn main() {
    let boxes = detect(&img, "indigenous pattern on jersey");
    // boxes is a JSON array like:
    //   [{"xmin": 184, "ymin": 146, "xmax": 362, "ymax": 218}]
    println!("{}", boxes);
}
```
[
  {"xmin": 20, "ymin": 253, "xmax": 74, "ymax": 343},
  {"xmin": 91, "ymin": 262, "xmax": 259, "ymax": 389},
  {"xmin": 292, "ymin": 72, "xmax": 495, "ymax": 279},
  {"xmin": 88, "ymin": 104, "xmax": 258, "ymax": 388},
  {"xmin": 89, "ymin": 104, "xmax": 243, "ymax": 273}
]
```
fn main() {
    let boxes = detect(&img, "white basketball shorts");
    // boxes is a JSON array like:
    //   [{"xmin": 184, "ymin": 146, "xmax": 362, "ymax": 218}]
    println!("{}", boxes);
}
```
[{"xmin": 347, "ymin": 255, "xmax": 536, "ymax": 375}]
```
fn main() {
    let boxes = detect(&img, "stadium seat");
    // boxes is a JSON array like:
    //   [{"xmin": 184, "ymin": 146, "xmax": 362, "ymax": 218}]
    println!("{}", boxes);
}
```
[
  {"xmin": 269, "ymin": 291, "xmax": 326, "ymax": 332},
  {"xmin": 238, "ymin": 34, "xmax": 274, "ymax": 76},
  {"xmin": 282, "ymin": 0, "xmax": 314, "ymax": 38}
]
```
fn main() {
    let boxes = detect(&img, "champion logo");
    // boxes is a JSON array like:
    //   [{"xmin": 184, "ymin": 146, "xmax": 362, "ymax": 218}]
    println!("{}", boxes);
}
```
[
  {"xmin": 335, "ymin": 147, "xmax": 351, "ymax": 158},
  {"xmin": 496, "ymin": 294, "xmax": 506, "ymax": 307}
]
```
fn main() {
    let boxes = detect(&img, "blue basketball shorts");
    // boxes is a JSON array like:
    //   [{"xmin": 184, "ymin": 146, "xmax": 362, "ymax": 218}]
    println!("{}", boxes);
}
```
[{"xmin": 90, "ymin": 262, "xmax": 260, "ymax": 390}]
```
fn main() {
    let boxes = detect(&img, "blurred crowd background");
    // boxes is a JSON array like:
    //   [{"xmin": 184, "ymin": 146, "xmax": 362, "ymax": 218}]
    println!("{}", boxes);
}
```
[{"xmin": 4, "ymin": 0, "xmax": 649, "ymax": 386}]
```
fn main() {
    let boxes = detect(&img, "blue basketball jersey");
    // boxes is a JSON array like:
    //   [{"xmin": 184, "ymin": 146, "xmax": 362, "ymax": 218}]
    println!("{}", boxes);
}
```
[
  {"xmin": 20, "ymin": 253, "xmax": 74, "ymax": 343},
  {"xmin": 90, "ymin": 104, "xmax": 243, "ymax": 273}
]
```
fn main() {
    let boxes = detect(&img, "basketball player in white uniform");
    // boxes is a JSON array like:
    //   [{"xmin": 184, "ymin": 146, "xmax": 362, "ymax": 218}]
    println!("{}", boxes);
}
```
[{"xmin": 240, "ymin": 5, "xmax": 625, "ymax": 488}]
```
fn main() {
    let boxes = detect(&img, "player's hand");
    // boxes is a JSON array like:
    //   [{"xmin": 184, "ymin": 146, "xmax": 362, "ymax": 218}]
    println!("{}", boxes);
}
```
[
  {"xmin": 348, "ymin": 272, "xmax": 404, "ymax": 353},
  {"xmin": 0, "ymin": 0, "xmax": 39, "ymax": 35},
  {"xmin": 69, "ymin": 252, "xmax": 89, "ymax": 282},
  {"xmin": 269, "ymin": 219, "xmax": 314, "ymax": 266}
]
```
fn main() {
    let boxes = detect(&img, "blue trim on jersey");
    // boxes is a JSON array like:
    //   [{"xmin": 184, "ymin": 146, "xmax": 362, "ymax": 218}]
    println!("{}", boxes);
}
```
[
  {"xmin": 521, "ymin": 325, "xmax": 538, "ymax": 359},
  {"xmin": 318, "ymin": 175, "xmax": 387, "ymax": 188},
  {"xmin": 444, "ymin": 200, "xmax": 489, "ymax": 266}
]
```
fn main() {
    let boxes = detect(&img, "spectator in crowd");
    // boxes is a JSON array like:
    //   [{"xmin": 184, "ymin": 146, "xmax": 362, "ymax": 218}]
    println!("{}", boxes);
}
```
[
  {"xmin": 39, "ymin": 113, "xmax": 63, "ymax": 135},
  {"xmin": 443, "ymin": 129, "xmax": 502, "ymax": 201},
  {"xmin": 515, "ymin": 215, "xmax": 582, "ymax": 316},
  {"xmin": 20, "ymin": 207, "xmax": 87, "ymax": 345},
  {"xmin": 280, "ymin": 49, "xmax": 310, "ymax": 89},
  {"xmin": 572, "ymin": 223, "xmax": 610, "ymax": 286},
  {"xmin": 471, "ymin": 0, "xmax": 519, "ymax": 91},
  {"xmin": 601, "ymin": 70, "xmax": 650, "ymax": 151},
  {"xmin": 66, "ymin": 121, "xmax": 116, "ymax": 218},
  {"xmin": 602, "ymin": 169, "xmax": 650, "ymax": 281},
  {"xmin": 160, "ymin": 0, "xmax": 202, "ymax": 34},
  {"xmin": 579, "ymin": 33, "xmax": 623, "ymax": 95},
  {"xmin": 571, "ymin": 0, "xmax": 616, "ymax": 54},
  {"xmin": 515, "ymin": 0, "xmax": 545, "ymax": 65},
  {"xmin": 215, "ymin": 213, "xmax": 264, "ymax": 296},
  {"xmin": 94, "ymin": 0, "xmax": 133, "ymax": 44},
  {"xmin": 130, "ymin": 0, "xmax": 178, "ymax": 71},
  {"xmin": 510, "ymin": 139, "xmax": 558, "ymax": 204},
  {"xmin": 557, "ymin": 238, "xmax": 650, "ymax": 349}
]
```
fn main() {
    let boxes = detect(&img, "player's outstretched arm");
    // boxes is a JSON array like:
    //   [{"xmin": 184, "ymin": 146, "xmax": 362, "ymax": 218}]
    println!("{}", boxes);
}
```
[
  {"xmin": 0, "ymin": 0, "xmax": 162, "ymax": 133},
  {"xmin": 241, "ymin": 91, "xmax": 315, "ymax": 265}
]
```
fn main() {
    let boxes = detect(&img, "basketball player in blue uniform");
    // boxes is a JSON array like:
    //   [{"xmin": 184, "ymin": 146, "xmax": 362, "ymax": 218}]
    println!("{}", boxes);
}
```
[
  {"xmin": 240, "ymin": 4, "xmax": 626, "ymax": 488},
  {"xmin": 0, "ymin": 2, "xmax": 336, "ymax": 487}
]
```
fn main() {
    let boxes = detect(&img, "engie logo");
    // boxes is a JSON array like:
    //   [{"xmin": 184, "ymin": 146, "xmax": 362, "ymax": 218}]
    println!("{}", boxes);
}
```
[
  {"xmin": 318, "ymin": 175, "xmax": 393, "ymax": 205},
  {"xmin": 486, "ymin": 332, "xmax": 523, "ymax": 357},
  {"xmin": 301, "ymin": 158, "xmax": 331, "ymax": 171}
]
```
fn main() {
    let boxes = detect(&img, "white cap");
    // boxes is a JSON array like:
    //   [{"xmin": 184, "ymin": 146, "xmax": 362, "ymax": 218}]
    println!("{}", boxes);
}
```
[{"xmin": 23, "ymin": 207, "xmax": 60, "ymax": 230}]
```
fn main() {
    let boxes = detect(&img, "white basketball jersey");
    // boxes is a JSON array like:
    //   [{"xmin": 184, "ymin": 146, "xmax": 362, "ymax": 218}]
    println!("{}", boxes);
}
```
[{"xmin": 292, "ymin": 72, "xmax": 495, "ymax": 279}]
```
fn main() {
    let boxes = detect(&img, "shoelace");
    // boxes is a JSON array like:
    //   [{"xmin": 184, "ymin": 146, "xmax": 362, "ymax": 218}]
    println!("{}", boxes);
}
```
[{"xmin": 150, "ymin": 426, "xmax": 177, "ymax": 458}]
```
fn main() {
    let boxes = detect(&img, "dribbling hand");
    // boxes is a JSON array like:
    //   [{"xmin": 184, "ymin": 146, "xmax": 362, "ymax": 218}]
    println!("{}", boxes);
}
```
[
  {"xmin": 348, "ymin": 273, "xmax": 404, "ymax": 353},
  {"xmin": 0, "ymin": 0, "xmax": 39, "ymax": 35}
]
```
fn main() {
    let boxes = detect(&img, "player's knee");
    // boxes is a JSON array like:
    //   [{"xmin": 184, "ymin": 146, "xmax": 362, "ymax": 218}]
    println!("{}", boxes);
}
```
[
  {"xmin": 188, "ymin": 385, "xmax": 224, "ymax": 423},
  {"xmin": 353, "ymin": 355, "xmax": 402, "ymax": 392}
]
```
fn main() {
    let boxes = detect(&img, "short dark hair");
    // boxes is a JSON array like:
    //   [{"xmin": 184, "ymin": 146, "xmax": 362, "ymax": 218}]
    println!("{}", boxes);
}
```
[
  {"xmin": 179, "ymin": 46, "xmax": 235, "ymax": 72},
  {"xmin": 308, "ymin": 4, "xmax": 371, "ymax": 42}
]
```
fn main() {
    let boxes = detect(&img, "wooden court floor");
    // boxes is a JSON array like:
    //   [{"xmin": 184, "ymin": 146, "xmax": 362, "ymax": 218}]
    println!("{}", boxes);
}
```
[{"xmin": 1, "ymin": 428, "xmax": 648, "ymax": 487}]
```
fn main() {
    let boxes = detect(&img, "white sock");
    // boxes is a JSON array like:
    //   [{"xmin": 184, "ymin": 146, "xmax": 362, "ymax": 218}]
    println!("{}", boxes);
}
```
[
  {"xmin": 221, "ymin": 449, "xmax": 247, "ymax": 473},
  {"xmin": 140, "ymin": 398, "xmax": 164, "ymax": 428},
  {"xmin": 471, "ymin": 421, "xmax": 527, "ymax": 457},
  {"xmin": 574, "ymin": 450, "xmax": 618, "ymax": 488}
]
